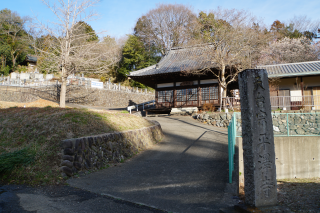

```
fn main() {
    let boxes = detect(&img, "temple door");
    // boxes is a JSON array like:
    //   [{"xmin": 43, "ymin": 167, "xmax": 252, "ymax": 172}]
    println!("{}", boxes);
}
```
[{"xmin": 313, "ymin": 87, "xmax": 320, "ymax": 110}]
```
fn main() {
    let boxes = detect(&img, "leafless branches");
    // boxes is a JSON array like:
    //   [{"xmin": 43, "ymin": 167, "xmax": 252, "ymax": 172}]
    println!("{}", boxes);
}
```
[
  {"xmin": 134, "ymin": 4, "xmax": 198, "ymax": 55},
  {"xmin": 32, "ymin": 0, "xmax": 121, "ymax": 107}
]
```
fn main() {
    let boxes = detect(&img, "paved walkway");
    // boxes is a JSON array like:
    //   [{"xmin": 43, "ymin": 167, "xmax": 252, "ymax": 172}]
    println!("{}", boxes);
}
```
[{"xmin": 68, "ymin": 116, "xmax": 237, "ymax": 213}]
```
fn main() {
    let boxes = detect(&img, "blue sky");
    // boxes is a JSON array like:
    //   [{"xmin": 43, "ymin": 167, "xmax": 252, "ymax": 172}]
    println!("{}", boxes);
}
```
[{"xmin": 2, "ymin": 0, "xmax": 320, "ymax": 39}]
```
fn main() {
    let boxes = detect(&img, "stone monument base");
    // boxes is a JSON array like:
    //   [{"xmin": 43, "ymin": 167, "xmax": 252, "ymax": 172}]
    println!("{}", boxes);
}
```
[
  {"xmin": 233, "ymin": 203, "xmax": 291, "ymax": 213},
  {"xmin": 170, "ymin": 107, "xmax": 198, "ymax": 115}
]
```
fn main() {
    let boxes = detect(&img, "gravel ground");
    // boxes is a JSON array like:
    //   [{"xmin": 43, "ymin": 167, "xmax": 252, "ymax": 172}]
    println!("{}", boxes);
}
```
[
  {"xmin": 277, "ymin": 178, "xmax": 320, "ymax": 212},
  {"xmin": 239, "ymin": 178, "xmax": 320, "ymax": 212}
]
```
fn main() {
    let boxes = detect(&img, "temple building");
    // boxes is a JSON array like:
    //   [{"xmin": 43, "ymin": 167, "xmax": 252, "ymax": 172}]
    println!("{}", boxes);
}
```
[{"xmin": 128, "ymin": 44, "xmax": 235, "ymax": 111}]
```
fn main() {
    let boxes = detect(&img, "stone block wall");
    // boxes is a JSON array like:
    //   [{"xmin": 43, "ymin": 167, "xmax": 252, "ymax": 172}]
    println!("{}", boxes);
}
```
[
  {"xmin": 236, "ymin": 112, "xmax": 320, "ymax": 136},
  {"xmin": 59, "ymin": 121, "xmax": 163, "ymax": 177},
  {"xmin": 2, "ymin": 85, "xmax": 154, "ymax": 108},
  {"xmin": 65, "ymin": 86, "xmax": 154, "ymax": 108},
  {"xmin": 195, "ymin": 111, "xmax": 320, "ymax": 136},
  {"xmin": 0, "ymin": 90, "xmax": 39, "ymax": 103},
  {"xmin": 195, "ymin": 112, "xmax": 233, "ymax": 128}
]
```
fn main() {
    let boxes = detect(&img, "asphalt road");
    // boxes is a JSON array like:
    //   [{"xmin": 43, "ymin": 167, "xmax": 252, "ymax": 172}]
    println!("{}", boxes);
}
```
[{"xmin": 68, "ymin": 116, "xmax": 237, "ymax": 213}]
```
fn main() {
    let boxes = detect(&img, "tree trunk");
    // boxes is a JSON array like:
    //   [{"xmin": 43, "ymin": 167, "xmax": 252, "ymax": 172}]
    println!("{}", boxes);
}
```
[
  {"xmin": 59, "ymin": 68, "xmax": 67, "ymax": 108},
  {"xmin": 222, "ymin": 86, "xmax": 227, "ymax": 110},
  {"xmin": 220, "ymin": 64, "xmax": 227, "ymax": 110}
]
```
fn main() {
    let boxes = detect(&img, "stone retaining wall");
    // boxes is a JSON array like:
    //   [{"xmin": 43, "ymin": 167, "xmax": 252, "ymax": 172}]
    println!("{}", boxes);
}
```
[
  {"xmin": 65, "ymin": 86, "xmax": 154, "ymax": 108},
  {"xmin": 0, "ymin": 90, "xmax": 39, "ymax": 103},
  {"xmin": 195, "ymin": 111, "xmax": 320, "ymax": 135},
  {"xmin": 1, "ymin": 85, "xmax": 154, "ymax": 108},
  {"xmin": 194, "ymin": 112, "xmax": 233, "ymax": 128},
  {"xmin": 59, "ymin": 121, "xmax": 163, "ymax": 177}
]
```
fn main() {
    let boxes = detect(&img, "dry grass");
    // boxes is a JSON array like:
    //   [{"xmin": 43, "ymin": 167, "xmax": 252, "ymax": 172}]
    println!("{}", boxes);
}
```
[
  {"xmin": 0, "ymin": 99, "xmax": 60, "ymax": 108},
  {"xmin": 0, "ymin": 99, "xmax": 153, "ymax": 185}
]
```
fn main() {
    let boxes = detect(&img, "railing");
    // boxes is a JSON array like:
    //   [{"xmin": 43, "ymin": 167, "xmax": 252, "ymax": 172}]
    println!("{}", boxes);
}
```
[
  {"xmin": 235, "ymin": 112, "xmax": 320, "ymax": 137},
  {"xmin": 127, "ymin": 100, "xmax": 155, "ymax": 114},
  {"xmin": 228, "ymin": 112, "xmax": 320, "ymax": 183},
  {"xmin": 0, "ymin": 78, "xmax": 155, "ymax": 94},
  {"xmin": 224, "ymin": 95, "xmax": 320, "ymax": 110},
  {"xmin": 227, "ymin": 113, "xmax": 237, "ymax": 183},
  {"xmin": 270, "ymin": 95, "xmax": 320, "ymax": 109}
]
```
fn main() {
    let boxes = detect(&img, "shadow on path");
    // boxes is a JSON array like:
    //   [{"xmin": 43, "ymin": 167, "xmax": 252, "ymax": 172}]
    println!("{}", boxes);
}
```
[{"xmin": 67, "ymin": 115, "xmax": 237, "ymax": 213}]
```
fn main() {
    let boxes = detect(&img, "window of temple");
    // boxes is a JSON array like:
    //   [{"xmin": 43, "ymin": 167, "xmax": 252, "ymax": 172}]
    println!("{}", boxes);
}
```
[
  {"xmin": 158, "ymin": 90, "xmax": 173, "ymax": 103},
  {"xmin": 201, "ymin": 86, "xmax": 218, "ymax": 100}
]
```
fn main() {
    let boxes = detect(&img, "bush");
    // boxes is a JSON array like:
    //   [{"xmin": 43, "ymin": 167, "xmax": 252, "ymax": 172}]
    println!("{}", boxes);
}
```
[
  {"xmin": 202, "ymin": 103, "xmax": 215, "ymax": 112},
  {"xmin": 0, "ymin": 148, "xmax": 35, "ymax": 174},
  {"xmin": 16, "ymin": 65, "xmax": 28, "ymax": 73},
  {"xmin": 0, "ymin": 65, "xmax": 11, "ymax": 76}
]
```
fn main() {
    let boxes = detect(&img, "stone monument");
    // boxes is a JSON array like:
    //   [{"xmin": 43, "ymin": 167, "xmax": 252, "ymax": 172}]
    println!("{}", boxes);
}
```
[
  {"xmin": 10, "ymin": 72, "xmax": 17, "ymax": 79},
  {"xmin": 238, "ymin": 69, "xmax": 277, "ymax": 207}
]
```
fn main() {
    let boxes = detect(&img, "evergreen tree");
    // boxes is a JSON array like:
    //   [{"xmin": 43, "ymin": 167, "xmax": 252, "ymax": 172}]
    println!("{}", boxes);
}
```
[{"xmin": 117, "ymin": 35, "xmax": 160, "ymax": 85}]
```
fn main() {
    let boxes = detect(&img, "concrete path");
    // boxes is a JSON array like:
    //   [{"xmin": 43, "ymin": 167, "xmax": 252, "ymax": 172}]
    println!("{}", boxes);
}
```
[{"xmin": 68, "ymin": 115, "xmax": 237, "ymax": 213}]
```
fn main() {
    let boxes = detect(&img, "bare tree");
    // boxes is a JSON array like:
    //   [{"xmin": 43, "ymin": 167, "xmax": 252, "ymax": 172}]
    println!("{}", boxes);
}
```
[
  {"xmin": 33, "ymin": 0, "xmax": 121, "ymax": 107},
  {"xmin": 288, "ymin": 16, "xmax": 320, "ymax": 37},
  {"xmin": 259, "ymin": 37, "xmax": 319, "ymax": 65},
  {"xmin": 134, "ymin": 4, "xmax": 198, "ymax": 55},
  {"xmin": 190, "ymin": 8, "xmax": 266, "ymax": 108}
]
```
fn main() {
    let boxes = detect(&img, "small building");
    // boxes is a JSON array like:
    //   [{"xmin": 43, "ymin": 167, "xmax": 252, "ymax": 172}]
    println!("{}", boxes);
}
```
[
  {"xmin": 25, "ymin": 55, "xmax": 37, "ymax": 67},
  {"xmin": 128, "ymin": 44, "xmax": 235, "ymax": 111},
  {"xmin": 258, "ymin": 61, "xmax": 320, "ymax": 110}
]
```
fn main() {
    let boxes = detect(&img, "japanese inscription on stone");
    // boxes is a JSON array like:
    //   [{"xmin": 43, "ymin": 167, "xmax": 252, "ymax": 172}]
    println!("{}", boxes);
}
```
[{"xmin": 238, "ymin": 69, "xmax": 277, "ymax": 207}]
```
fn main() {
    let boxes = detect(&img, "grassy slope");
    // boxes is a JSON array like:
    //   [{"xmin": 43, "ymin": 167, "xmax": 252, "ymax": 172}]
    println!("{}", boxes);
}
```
[{"xmin": 0, "ymin": 107, "xmax": 152, "ymax": 185}]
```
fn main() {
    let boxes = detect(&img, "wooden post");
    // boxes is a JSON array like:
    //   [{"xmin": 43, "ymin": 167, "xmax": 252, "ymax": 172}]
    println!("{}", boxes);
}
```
[
  {"xmin": 173, "ymin": 81, "xmax": 177, "ymax": 108},
  {"xmin": 197, "ymin": 79, "xmax": 201, "ymax": 107},
  {"xmin": 300, "ymin": 77, "xmax": 304, "ymax": 107},
  {"xmin": 155, "ymin": 82, "xmax": 158, "ymax": 108}
]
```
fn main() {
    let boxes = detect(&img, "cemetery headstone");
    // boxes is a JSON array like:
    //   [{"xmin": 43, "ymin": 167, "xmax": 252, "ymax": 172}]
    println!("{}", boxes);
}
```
[
  {"xmin": 20, "ymin": 73, "xmax": 30, "ymax": 80},
  {"xmin": 30, "ymin": 73, "xmax": 35, "ymax": 79},
  {"xmin": 10, "ymin": 72, "xmax": 17, "ymax": 79},
  {"xmin": 35, "ymin": 73, "xmax": 43, "ymax": 79},
  {"xmin": 46, "ymin": 74, "xmax": 54, "ymax": 80},
  {"xmin": 238, "ymin": 69, "xmax": 277, "ymax": 207}
]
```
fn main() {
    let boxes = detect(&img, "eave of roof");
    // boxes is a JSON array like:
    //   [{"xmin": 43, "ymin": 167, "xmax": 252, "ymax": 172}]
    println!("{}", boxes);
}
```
[
  {"xmin": 257, "ymin": 60, "xmax": 320, "ymax": 78},
  {"xmin": 26, "ymin": 55, "xmax": 37, "ymax": 63}
]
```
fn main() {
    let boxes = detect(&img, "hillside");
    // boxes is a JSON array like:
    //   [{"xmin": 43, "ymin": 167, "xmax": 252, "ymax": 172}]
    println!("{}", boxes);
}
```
[{"xmin": 0, "ymin": 105, "xmax": 152, "ymax": 185}]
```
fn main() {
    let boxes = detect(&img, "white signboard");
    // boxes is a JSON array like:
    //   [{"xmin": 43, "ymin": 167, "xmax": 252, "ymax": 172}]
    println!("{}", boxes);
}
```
[
  {"xmin": 91, "ymin": 81, "xmax": 104, "ymax": 89},
  {"xmin": 290, "ymin": 90, "xmax": 302, "ymax": 102}
]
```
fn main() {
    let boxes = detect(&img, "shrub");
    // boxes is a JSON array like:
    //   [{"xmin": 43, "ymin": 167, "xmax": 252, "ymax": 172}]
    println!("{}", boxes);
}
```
[
  {"xmin": 202, "ymin": 103, "xmax": 215, "ymax": 112},
  {"xmin": 0, "ymin": 148, "xmax": 35, "ymax": 174}
]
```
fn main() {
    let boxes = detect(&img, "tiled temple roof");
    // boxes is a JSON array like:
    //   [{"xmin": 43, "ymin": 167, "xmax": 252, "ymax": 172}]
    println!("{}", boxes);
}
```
[
  {"xmin": 257, "ymin": 61, "xmax": 320, "ymax": 78},
  {"xmin": 129, "ymin": 44, "xmax": 215, "ymax": 77}
]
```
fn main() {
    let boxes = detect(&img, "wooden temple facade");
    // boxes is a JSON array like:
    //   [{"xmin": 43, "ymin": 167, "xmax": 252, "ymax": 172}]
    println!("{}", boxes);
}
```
[{"xmin": 128, "ymin": 44, "xmax": 224, "ymax": 109}]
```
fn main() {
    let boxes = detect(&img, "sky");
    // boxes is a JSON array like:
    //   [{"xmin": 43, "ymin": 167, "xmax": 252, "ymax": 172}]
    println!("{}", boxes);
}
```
[{"xmin": 1, "ymin": 0, "xmax": 320, "ymax": 39}]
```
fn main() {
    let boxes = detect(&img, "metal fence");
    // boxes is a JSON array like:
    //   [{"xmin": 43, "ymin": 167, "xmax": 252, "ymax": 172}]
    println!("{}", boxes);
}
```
[
  {"xmin": 227, "ymin": 114, "xmax": 237, "ymax": 183},
  {"xmin": 228, "ymin": 112, "xmax": 320, "ymax": 183},
  {"xmin": 0, "ymin": 78, "xmax": 155, "ymax": 94}
]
